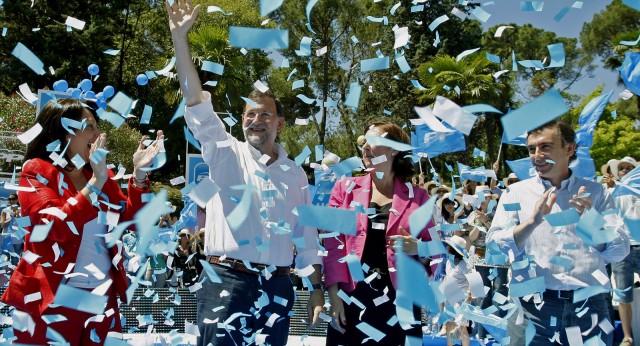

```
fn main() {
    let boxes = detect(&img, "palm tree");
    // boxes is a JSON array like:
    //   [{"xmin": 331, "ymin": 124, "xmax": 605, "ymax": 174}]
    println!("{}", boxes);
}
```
[
  {"xmin": 416, "ymin": 54, "xmax": 508, "ymax": 106},
  {"xmin": 414, "ymin": 54, "xmax": 517, "ymax": 176}
]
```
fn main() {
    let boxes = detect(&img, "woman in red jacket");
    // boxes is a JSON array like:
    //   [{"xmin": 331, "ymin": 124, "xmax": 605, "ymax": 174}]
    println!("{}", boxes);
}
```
[
  {"xmin": 323, "ymin": 122, "xmax": 435, "ymax": 345},
  {"xmin": 2, "ymin": 98, "xmax": 163, "ymax": 345}
]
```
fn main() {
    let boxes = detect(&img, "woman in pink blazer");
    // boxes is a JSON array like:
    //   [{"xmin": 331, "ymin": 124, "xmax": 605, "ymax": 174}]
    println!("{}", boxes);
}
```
[{"xmin": 323, "ymin": 122, "xmax": 435, "ymax": 345}]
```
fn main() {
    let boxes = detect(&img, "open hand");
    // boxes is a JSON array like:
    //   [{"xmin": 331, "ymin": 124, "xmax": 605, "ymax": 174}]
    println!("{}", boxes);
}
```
[
  {"xmin": 569, "ymin": 186, "xmax": 591, "ymax": 216},
  {"xmin": 89, "ymin": 133, "xmax": 108, "ymax": 186},
  {"xmin": 167, "ymin": 0, "xmax": 201, "ymax": 38},
  {"xmin": 132, "ymin": 130, "xmax": 164, "ymax": 180},
  {"xmin": 306, "ymin": 289, "xmax": 325, "ymax": 330},
  {"xmin": 531, "ymin": 188, "xmax": 556, "ymax": 225}
]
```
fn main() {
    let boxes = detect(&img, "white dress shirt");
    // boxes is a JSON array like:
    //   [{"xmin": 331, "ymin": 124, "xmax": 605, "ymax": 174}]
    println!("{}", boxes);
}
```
[
  {"xmin": 487, "ymin": 172, "xmax": 629, "ymax": 290},
  {"xmin": 609, "ymin": 188, "xmax": 639, "ymax": 246},
  {"xmin": 184, "ymin": 92, "xmax": 321, "ymax": 269}
]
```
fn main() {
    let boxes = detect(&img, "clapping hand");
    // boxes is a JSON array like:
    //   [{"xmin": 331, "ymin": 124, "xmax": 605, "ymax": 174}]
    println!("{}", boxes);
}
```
[
  {"xmin": 531, "ymin": 188, "xmax": 557, "ymax": 225},
  {"xmin": 132, "ymin": 130, "xmax": 164, "ymax": 180},
  {"xmin": 89, "ymin": 133, "xmax": 109, "ymax": 187},
  {"xmin": 569, "ymin": 186, "xmax": 591, "ymax": 216}
]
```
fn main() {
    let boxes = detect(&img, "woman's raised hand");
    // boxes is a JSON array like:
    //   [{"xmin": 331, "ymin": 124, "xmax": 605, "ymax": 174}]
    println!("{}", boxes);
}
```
[{"xmin": 89, "ymin": 133, "xmax": 108, "ymax": 188}]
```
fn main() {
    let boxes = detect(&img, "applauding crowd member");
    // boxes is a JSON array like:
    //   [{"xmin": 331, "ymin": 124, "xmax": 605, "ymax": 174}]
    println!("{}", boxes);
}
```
[{"xmin": 1, "ymin": 98, "xmax": 164, "ymax": 345}]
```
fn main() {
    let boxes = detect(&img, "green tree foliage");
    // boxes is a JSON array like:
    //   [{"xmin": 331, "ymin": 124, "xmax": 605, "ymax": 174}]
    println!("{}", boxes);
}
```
[
  {"xmin": 275, "ymin": 0, "xmax": 374, "ymax": 147},
  {"xmin": 0, "ymin": 93, "xmax": 34, "ymax": 175},
  {"xmin": 563, "ymin": 85, "xmax": 640, "ymax": 172},
  {"xmin": 415, "ymin": 54, "xmax": 515, "ymax": 173},
  {"xmin": 579, "ymin": 0, "xmax": 640, "ymax": 110},
  {"xmin": 0, "ymin": 0, "xmax": 164, "ymax": 93},
  {"xmin": 273, "ymin": 0, "xmax": 485, "ymax": 162},
  {"xmin": 580, "ymin": 0, "xmax": 640, "ymax": 64},
  {"xmin": 591, "ymin": 117, "xmax": 640, "ymax": 169},
  {"xmin": 481, "ymin": 24, "xmax": 590, "ymax": 98},
  {"xmin": 358, "ymin": 0, "xmax": 483, "ymax": 125},
  {"xmin": 0, "ymin": 93, "xmax": 36, "ymax": 134}
]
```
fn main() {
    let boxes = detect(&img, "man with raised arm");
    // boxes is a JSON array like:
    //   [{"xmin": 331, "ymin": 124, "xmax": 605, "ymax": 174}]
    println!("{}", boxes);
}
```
[
  {"xmin": 487, "ymin": 120, "xmax": 629, "ymax": 345},
  {"xmin": 166, "ymin": 1, "xmax": 324, "ymax": 345}
]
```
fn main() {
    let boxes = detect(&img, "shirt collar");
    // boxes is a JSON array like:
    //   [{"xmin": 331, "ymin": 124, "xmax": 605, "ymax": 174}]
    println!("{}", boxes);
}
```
[
  {"xmin": 247, "ymin": 142, "xmax": 288, "ymax": 166},
  {"xmin": 536, "ymin": 169, "xmax": 575, "ymax": 191}
]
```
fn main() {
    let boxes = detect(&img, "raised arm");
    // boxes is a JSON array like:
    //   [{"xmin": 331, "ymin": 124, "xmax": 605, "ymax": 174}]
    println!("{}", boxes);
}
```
[{"xmin": 166, "ymin": 0, "xmax": 206, "ymax": 106}]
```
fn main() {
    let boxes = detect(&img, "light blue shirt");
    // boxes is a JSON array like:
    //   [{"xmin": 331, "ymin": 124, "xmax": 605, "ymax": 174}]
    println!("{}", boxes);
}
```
[{"xmin": 487, "ymin": 172, "xmax": 629, "ymax": 291}]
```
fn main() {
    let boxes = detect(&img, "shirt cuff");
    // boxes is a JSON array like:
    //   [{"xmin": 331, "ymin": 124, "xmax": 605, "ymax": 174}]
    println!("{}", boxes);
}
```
[
  {"xmin": 294, "ymin": 249, "xmax": 323, "ymax": 270},
  {"xmin": 499, "ymin": 225, "xmax": 524, "ymax": 257}
]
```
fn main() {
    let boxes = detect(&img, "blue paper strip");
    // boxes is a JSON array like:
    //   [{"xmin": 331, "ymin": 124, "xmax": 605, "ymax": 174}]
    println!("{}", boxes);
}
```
[
  {"xmin": 428, "ymin": 14, "xmax": 449, "ymax": 31},
  {"xmin": 295, "ymin": 146, "xmax": 312, "ymax": 166},
  {"xmin": 546, "ymin": 43, "xmax": 565, "ymax": 68},
  {"xmin": 344, "ymin": 82, "xmax": 362, "ymax": 109},
  {"xmin": 11, "ymin": 42, "xmax": 45, "ymax": 75},
  {"xmin": 229, "ymin": 27, "xmax": 289, "ymax": 50},
  {"xmin": 297, "ymin": 205, "xmax": 357, "ymax": 235},
  {"xmin": 140, "ymin": 105, "xmax": 152, "ymax": 125},
  {"xmin": 260, "ymin": 0, "xmax": 284, "ymax": 17},
  {"xmin": 510, "ymin": 276, "xmax": 545, "ymax": 297},
  {"xmin": 344, "ymin": 253, "xmax": 365, "ymax": 282},
  {"xmin": 53, "ymin": 284, "xmax": 108, "ymax": 314},
  {"xmin": 544, "ymin": 208, "xmax": 580, "ymax": 227},
  {"xmin": 360, "ymin": 57, "xmax": 390, "ymax": 72},
  {"xmin": 553, "ymin": 7, "xmax": 570, "ymax": 22},
  {"xmin": 501, "ymin": 89, "xmax": 568, "ymax": 141},
  {"xmin": 409, "ymin": 195, "xmax": 438, "ymax": 237},
  {"xmin": 201, "ymin": 61, "xmax": 225, "ymax": 75}
]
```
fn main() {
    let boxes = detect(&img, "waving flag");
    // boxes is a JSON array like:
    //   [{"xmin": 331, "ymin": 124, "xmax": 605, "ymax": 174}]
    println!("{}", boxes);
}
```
[
  {"xmin": 501, "ymin": 130, "xmax": 527, "ymax": 146},
  {"xmin": 619, "ymin": 52, "xmax": 640, "ymax": 96},
  {"xmin": 613, "ymin": 165, "xmax": 640, "ymax": 197},
  {"xmin": 569, "ymin": 147, "xmax": 596, "ymax": 180},
  {"xmin": 411, "ymin": 124, "xmax": 466, "ymax": 158},
  {"xmin": 575, "ymin": 90, "xmax": 613, "ymax": 148},
  {"xmin": 506, "ymin": 157, "xmax": 535, "ymax": 181}
]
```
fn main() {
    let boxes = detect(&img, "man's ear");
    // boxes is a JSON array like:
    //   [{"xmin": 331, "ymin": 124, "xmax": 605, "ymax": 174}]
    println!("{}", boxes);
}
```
[
  {"xmin": 567, "ymin": 142, "xmax": 577, "ymax": 157},
  {"xmin": 276, "ymin": 116, "xmax": 285, "ymax": 133}
]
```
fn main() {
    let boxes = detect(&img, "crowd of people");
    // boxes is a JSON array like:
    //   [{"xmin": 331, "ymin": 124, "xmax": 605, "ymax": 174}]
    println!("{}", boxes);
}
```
[{"xmin": 0, "ymin": 1, "xmax": 637, "ymax": 346}]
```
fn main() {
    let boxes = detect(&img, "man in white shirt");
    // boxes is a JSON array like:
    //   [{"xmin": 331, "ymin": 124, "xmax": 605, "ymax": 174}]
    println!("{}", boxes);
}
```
[
  {"xmin": 487, "ymin": 120, "xmax": 629, "ymax": 344},
  {"xmin": 166, "ymin": 2, "xmax": 323, "ymax": 345}
]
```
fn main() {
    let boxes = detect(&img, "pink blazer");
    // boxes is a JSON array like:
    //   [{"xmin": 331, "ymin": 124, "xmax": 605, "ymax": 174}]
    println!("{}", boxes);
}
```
[{"xmin": 323, "ymin": 173, "xmax": 434, "ymax": 292}]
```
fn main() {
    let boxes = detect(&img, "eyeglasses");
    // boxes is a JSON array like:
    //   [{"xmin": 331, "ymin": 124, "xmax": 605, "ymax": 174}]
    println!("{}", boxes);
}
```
[
  {"xmin": 8, "ymin": 197, "xmax": 17, "ymax": 201},
  {"xmin": 619, "ymin": 165, "xmax": 634, "ymax": 172},
  {"xmin": 244, "ymin": 111, "xmax": 274, "ymax": 120}
]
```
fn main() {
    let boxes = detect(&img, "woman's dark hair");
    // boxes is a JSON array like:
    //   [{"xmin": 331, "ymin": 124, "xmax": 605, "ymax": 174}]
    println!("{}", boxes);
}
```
[
  {"xmin": 24, "ymin": 99, "xmax": 99, "ymax": 162},
  {"xmin": 441, "ymin": 198, "xmax": 455, "ymax": 222},
  {"xmin": 366, "ymin": 122, "xmax": 415, "ymax": 181},
  {"xmin": 447, "ymin": 245, "xmax": 463, "ymax": 262}
]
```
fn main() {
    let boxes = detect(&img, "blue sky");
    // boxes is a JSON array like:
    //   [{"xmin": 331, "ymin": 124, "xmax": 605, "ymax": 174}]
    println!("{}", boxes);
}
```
[{"xmin": 480, "ymin": 0, "xmax": 623, "ymax": 98}]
